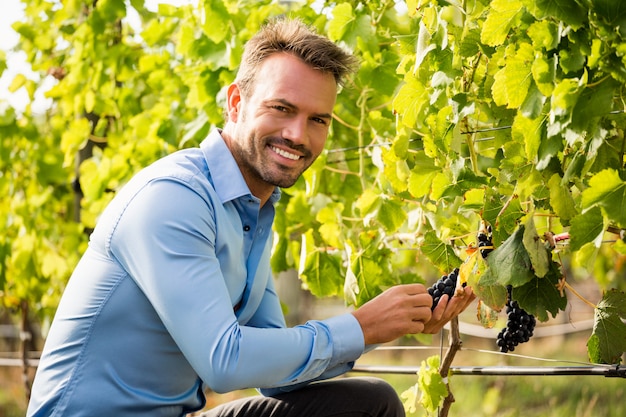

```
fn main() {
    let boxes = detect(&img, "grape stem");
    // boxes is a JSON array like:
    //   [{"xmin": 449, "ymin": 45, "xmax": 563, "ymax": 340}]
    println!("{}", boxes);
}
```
[{"xmin": 560, "ymin": 279, "xmax": 598, "ymax": 309}]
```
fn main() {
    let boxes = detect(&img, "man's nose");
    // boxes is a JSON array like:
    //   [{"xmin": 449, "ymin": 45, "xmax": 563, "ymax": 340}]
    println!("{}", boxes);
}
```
[{"xmin": 281, "ymin": 116, "xmax": 308, "ymax": 145}]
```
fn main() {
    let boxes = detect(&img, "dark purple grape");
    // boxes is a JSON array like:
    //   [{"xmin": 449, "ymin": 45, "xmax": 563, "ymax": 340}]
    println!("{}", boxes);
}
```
[{"xmin": 496, "ymin": 286, "xmax": 536, "ymax": 353}]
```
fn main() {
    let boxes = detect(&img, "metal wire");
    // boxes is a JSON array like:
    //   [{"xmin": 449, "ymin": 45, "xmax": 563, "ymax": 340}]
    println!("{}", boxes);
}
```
[{"xmin": 352, "ymin": 364, "xmax": 625, "ymax": 378}]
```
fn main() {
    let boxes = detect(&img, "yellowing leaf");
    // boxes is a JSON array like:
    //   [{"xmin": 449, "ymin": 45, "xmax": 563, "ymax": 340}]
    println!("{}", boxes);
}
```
[
  {"xmin": 85, "ymin": 89, "xmax": 96, "ymax": 113},
  {"xmin": 477, "ymin": 300, "xmax": 500, "ymax": 328},
  {"xmin": 8, "ymin": 73, "xmax": 27, "ymax": 93},
  {"xmin": 392, "ymin": 75, "xmax": 428, "ymax": 129},
  {"xmin": 355, "ymin": 188, "xmax": 381, "ymax": 216},
  {"xmin": 491, "ymin": 43, "xmax": 534, "ymax": 108},
  {"xmin": 527, "ymin": 20, "xmax": 558, "ymax": 50},
  {"xmin": 41, "ymin": 250, "xmax": 70, "ymax": 279},
  {"xmin": 548, "ymin": 173, "xmax": 578, "ymax": 222},
  {"xmin": 512, "ymin": 112, "xmax": 544, "ymax": 163},
  {"xmin": 481, "ymin": 0, "xmax": 523, "ymax": 46},
  {"xmin": 531, "ymin": 54, "xmax": 556, "ymax": 96},
  {"xmin": 408, "ymin": 155, "xmax": 439, "ymax": 198}
]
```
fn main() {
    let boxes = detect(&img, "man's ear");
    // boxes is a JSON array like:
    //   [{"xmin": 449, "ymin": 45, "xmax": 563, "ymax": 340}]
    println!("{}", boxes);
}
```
[{"xmin": 226, "ymin": 83, "xmax": 242, "ymax": 122}]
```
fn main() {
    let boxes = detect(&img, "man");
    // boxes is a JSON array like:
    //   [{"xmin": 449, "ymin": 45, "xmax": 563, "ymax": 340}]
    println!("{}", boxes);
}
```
[{"xmin": 27, "ymin": 18, "xmax": 474, "ymax": 417}]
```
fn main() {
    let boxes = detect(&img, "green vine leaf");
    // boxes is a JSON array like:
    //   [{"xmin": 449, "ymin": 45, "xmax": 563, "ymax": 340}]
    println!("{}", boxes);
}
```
[
  {"xmin": 582, "ymin": 168, "xmax": 626, "ymax": 228},
  {"xmin": 485, "ymin": 226, "xmax": 535, "ymax": 287},
  {"xmin": 417, "ymin": 355, "xmax": 447, "ymax": 412},
  {"xmin": 569, "ymin": 206, "xmax": 605, "ymax": 251},
  {"xmin": 421, "ymin": 231, "xmax": 463, "ymax": 273},
  {"xmin": 513, "ymin": 263, "xmax": 567, "ymax": 322},
  {"xmin": 298, "ymin": 230, "xmax": 343, "ymax": 298},
  {"xmin": 521, "ymin": 0, "xmax": 588, "ymax": 30},
  {"xmin": 522, "ymin": 216, "xmax": 550, "ymax": 278},
  {"xmin": 587, "ymin": 289, "xmax": 626, "ymax": 364},
  {"xmin": 547, "ymin": 173, "xmax": 578, "ymax": 222}
]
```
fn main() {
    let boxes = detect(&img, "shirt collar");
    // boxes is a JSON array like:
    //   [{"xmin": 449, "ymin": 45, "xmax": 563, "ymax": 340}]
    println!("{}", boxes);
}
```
[{"xmin": 201, "ymin": 129, "xmax": 281, "ymax": 205}]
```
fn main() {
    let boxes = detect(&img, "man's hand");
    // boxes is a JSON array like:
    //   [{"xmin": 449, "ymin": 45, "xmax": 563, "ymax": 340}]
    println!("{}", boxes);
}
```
[
  {"xmin": 351, "ymin": 284, "xmax": 476, "ymax": 345},
  {"xmin": 422, "ymin": 285, "xmax": 475, "ymax": 334},
  {"xmin": 351, "ymin": 284, "xmax": 433, "ymax": 345}
]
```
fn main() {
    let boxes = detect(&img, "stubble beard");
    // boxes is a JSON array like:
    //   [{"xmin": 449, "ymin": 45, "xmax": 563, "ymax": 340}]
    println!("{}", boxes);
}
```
[{"xmin": 234, "ymin": 133, "xmax": 311, "ymax": 189}]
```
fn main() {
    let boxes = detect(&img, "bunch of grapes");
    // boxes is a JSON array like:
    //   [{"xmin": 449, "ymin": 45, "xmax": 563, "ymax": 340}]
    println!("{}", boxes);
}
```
[
  {"xmin": 496, "ymin": 286, "xmax": 536, "ymax": 353},
  {"xmin": 428, "ymin": 268, "xmax": 461, "ymax": 310},
  {"xmin": 477, "ymin": 226, "xmax": 494, "ymax": 259}
]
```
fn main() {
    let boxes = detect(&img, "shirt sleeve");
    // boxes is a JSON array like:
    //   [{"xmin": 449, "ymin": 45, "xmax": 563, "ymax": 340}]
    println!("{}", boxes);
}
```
[{"xmin": 108, "ymin": 178, "xmax": 365, "ymax": 393}]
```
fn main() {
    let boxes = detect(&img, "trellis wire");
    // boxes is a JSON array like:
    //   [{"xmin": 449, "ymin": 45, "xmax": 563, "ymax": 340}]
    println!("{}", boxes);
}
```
[
  {"xmin": 352, "ymin": 363, "xmax": 625, "ymax": 378},
  {"xmin": 353, "ymin": 345, "xmax": 625, "ymax": 378}
]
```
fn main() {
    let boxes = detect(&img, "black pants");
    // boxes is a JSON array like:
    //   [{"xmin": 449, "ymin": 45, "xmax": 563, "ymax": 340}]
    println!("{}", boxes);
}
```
[{"xmin": 198, "ymin": 377, "xmax": 405, "ymax": 417}]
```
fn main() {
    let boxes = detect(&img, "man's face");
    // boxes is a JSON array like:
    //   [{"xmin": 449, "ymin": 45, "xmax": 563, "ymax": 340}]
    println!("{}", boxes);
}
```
[{"xmin": 224, "ymin": 53, "xmax": 338, "ymax": 197}]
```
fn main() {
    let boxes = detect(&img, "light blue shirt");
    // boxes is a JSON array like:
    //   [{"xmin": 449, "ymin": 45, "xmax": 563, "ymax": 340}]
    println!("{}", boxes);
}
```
[{"xmin": 27, "ymin": 130, "xmax": 365, "ymax": 417}]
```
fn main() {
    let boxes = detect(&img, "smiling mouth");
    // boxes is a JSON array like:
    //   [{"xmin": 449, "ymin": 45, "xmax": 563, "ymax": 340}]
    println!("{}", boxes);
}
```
[{"xmin": 270, "ymin": 145, "xmax": 301, "ymax": 161}]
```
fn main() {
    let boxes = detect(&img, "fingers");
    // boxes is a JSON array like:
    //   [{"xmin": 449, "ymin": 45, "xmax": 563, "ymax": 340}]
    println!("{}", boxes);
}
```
[
  {"xmin": 423, "ymin": 286, "xmax": 476, "ymax": 334},
  {"xmin": 353, "ymin": 283, "xmax": 473, "ymax": 343}
]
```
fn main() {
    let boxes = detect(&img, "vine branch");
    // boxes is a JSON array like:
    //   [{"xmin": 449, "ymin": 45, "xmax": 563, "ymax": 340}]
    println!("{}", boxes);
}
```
[{"xmin": 438, "ymin": 317, "xmax": 462, "ymax": 417}]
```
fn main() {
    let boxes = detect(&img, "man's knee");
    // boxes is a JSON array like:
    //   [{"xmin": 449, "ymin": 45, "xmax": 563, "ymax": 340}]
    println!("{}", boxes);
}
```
[{"xmin": 344, "ymin": 377, "xmax": 405, "ymax": 417}]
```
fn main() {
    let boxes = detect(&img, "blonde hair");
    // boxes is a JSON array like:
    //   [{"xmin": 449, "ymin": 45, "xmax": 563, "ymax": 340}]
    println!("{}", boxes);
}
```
[{"xmin": 235, "ymin": 18, "xmax": 357, "ymax": 98}]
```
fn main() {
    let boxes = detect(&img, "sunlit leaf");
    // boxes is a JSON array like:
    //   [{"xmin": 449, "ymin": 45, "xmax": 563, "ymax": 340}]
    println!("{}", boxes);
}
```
[
  {"xmin": 200, "ymin": 0, "xmax": 230, "ymax": 43},
  {"xmin": 548, "ymin": 173, "xmax": 578, "ymax": 222},
  {"xmin": 328, "ymin": 2, "xmax": 354, "ymax": 42},
  {"xmin": 569, "ymin": 206, "xmax": 605, "ymax": 251},
  {"xmin": 421, "ymin": 231, "xmax": 463, "ymax": 273},
  {"xmin": 481, "ymin": 0, "xmax": 523, "ymax": 46},
  {"xmin": 393, "ymin": 75, "xmax": 429, "ymax": 129},
  {"xmin": 491, "ymin": 43, "xmax": 534, "ymax": 108},
  {"xmin": 582, "ymin": 169, "xmax": 626, "ymax": 228},
  {"xmin": 417, "ymin": 355, "xmax": 447, "ymax": 412}
]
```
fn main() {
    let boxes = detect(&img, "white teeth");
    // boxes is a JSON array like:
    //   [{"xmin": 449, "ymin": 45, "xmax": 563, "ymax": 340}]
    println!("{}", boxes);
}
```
[{"xmin": 271, "ymin": 146, "xmax": 300, "ymax": 160}]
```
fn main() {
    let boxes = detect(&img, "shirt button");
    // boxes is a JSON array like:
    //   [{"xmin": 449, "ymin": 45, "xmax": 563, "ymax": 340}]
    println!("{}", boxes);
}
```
[{"xmin": 243, "ymin": 225, "xmax": 251, "ymax": 232}]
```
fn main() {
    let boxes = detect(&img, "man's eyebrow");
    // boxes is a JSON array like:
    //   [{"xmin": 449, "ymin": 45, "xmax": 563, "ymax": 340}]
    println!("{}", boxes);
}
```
[{"xmin": 269, "ymin": 98, "xmax": 332, "ymax": 120}]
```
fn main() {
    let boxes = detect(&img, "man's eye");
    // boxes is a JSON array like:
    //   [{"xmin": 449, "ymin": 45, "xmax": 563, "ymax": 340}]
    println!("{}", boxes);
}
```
[
  {"xmin": 312, "ymin": 117, "xmax": 327, "ymax": 125},
  {"xmin": 273, "ymin": 105, "xmax": 288, "ymax": 112}
]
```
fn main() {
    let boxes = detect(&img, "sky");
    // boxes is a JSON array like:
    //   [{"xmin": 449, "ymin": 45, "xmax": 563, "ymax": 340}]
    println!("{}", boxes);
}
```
[{"xmin": 0, "ymin": 0, "xmax": 32, "ymax": 112}]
